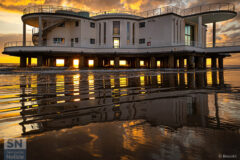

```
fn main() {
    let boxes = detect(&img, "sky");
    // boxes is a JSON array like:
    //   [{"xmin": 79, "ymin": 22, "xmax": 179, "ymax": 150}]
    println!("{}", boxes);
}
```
[{"xmin": 0, "ymin": 0, "xmax": 240, "ymax": 64}]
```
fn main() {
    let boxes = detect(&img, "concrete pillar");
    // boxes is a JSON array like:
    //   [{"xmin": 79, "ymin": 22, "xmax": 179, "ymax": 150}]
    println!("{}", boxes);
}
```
[
  {"xmin": 37, "ymin": 56, "xmax": 43, "ymax": 67},
  {"xmin": 98, "ymin": 57, "xmax": 103, "ymax": 67},
  {"xmin": 168, "ymin": 55, "xmax": 174, "ymax": 68},
  {"xmin": 196, "ymin": 56, "xmax": 204, "ymax": 69},
  {"xmin": 20, "ymin": 56, "xmax": 27, "ymax": 67},
  {"xmin": 79, "ymin": 56, "xmax": 85, "ymax": 68},
  {"xmin": 150, "ymin": 56, "xmax": 156, "ymax": 69},
  {"xmin": 213, "ymin": 22, "xmax": 216, "ymax": 48},
  {"xmin": 187, "ymin": 56, "xmax": 195, "ymax": 69},
  {"xmin": 28, "ymin": 57, "xmax": 31, "ymax": 66},
  {"xmin": 198, "ymin": 16, "xmax": 202, "ymax": 47},
  {"xmin": 179, "ymin": 57, "xmax": 184, "ymax": 68},
  {"xmin": 69, "ymin": 57, "xmax": 74, "ymax": 68},
  {"xmin": 114, "ymin": 56, "xmax": 119, "ymax": 68},
  {"xmin": 163, "ymin": 57, "xmax": 168, "ymax": 68},
  {"xmin": 187, "ymin": 72, "xmax": 195, "ymax": 88},
  {"xmin": 218, "ymin": 57, "xmax": 223, "ymax": 69},
  {"xmin": 203, "ymin": 57, "xmax": 207, "ymax": 69},
  {"xmin": 160, "ymin": 59, "xmax": 164, "ymax": 68},
  {"xmin": 38, "ymin": 16, "xmax": 43, "ymax": 46},
  {"xmin": 94, "ymin": 57, "xmax": 99, "ymax": 68},
  {"xmin": 23, "ymin": 23, "xmax": 26, "ymax": 46},
  {"xmin": 211, "ymin": 57, "xmax": 217, "ymax": 69},
  {"xmin": 219, "ymin": 71, "xmax": 224, "ymax": 87},
  {"xmin": 50, "ymin": 58, "xmax": 56, "ymax": 67},
  {"xmin": 135, "ymin": 58, "xmax": 140, "ymax": 68}
]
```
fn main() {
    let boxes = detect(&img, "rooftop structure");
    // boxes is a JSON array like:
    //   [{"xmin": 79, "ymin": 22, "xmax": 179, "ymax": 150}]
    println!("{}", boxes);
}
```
[{"xmin": 2, "ymin": 3, "xmax": 240, "ymax": 68}]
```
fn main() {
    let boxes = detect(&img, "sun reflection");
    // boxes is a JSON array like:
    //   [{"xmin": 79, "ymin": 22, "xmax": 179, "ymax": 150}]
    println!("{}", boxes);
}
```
[
  {"xmin": 157, "ymin": 74, "xmax": 161, "ymax": 84},
  {"xmin": 120, "ymin": 76, "xmax": 127, "ymax": 87},
  {"xmin": 88, "ymin": 74, "xmax": 95, "ymax": 100}
]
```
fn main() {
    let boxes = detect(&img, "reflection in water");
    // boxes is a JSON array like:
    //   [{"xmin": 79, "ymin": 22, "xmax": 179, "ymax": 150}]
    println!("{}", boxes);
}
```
[{"xmin": 0, "ymin": 70, "xmax": 239, "ymax": 160}]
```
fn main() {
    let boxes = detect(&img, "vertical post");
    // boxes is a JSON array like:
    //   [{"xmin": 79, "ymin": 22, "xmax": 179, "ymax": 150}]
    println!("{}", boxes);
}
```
[
  {"xmin": 187, "ymin": 55, "xmax": 195, "ymax": 69},
  {"xmin": 168, "ymin": 55, "xmax": 174, "ymax": 68},
  {"xmin": 198, "ymin": 16, "xmax": 202, "ymax": 47},
  {"xmin": 203, "ymin": 57, "xmax": 207, "ymax": 69},
  {"xmin": 28, "ymin": 57, "xmax": 31, "ymax": 66},
  {"xmin": 20, "ymin": 56, "xmax": 27, "ymax": 67},
  {"xmin": 211, "ymin": 57, "xmax": 217, "ymax": 69},
  {"xmin": 23, "ymin": 23, "xmax": 26, "ymax": 46},
  {"xmin": 135, "ymin": 57, "xmax": 140, "ymax": 68},
  {"xmin": 50, "ymin": 57, "xmax": 56, "ymax": 67},
  {"xmin": 38, "ymin": 16, "xmax": 43, "ymax": 46},
  {"xmin": 79, "ymin": 56, "xmax": 85, "ymax": 68},
  {"xmin": 114, "ymin": 56, "xmax": 119, "ymax": 68},
  {"xmin": 218, "ymin": 57, "xmax": 223, "ymax": 69},
  {"xmin": 37, "ymin": 56, "xmax": 43, "ymax": 67},
  {"xmin": 179, "ymin": 57, "xmax": 184, "ymax": 68},
  {"xmin": 150, "ymin": 56, "xmax": 156, "ymax": 69},
  {"xmin": 196, "ymin": 56, "xmax": 204, "ymax": 69},
  {"xmin": 213, "ymin": 22, "xmax": 216, "ymax": 48},
  {"xmin": 94, "ymin": 57, "xmax": 99, "ymax": 68}
]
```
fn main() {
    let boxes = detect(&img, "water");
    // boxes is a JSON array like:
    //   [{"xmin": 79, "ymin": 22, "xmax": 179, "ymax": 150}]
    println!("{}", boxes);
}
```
[{"xmin": 0, "ymin": 69, "xmax": 239, "ymax": 160}]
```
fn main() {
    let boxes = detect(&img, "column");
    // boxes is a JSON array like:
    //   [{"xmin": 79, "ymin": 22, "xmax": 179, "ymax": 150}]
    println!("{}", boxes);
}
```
[
  {"xmin": 150, "ymin": 56, "xmax": 156, "ymax": 69},
  {"xmin": 98, "ymin": 57, "xmax": 103, "ymax": 67},
  {"xmin": 79, "ymin": 56, "xmax": 85, "ymax": 68},
  {"xmin": 23, "ymin": 23, "xmax": 26, "ymax": 46},
  {"xmin": 50, "ymin": 58, "xmax": 56, "ymax": 67},
  {"xmin": 218, "ymin": 57, "xmax": 223, "ymax": 69},
  {"xmin": 114, "ymin": 56, "xmax": 119, "ymax": 68},
  {"xmin": 94, "ymin": 57, "xmax": 99, "ymax": 68},
  {"xmin": 198, "ymin": 16, "xmax": 202, "ymax": 47},
  {"xmin": 179, "ymin": 57, "xmax": 184, "ymax": 68},
  {"xmin": 196, "ymin": 56, "xmax": 204, "ymax": 69},
  {"xmin": 211, "ymin": 57, "xmax": 217, "ymax": 69},
  {"xmin": 69, "ymin": 57, "xmax": 74, "ymax": 68},
  {"xmin": 168, "ymin": 55, "xmax": 174, "ymax": 68},
  {"xmin": 160, "ymin": 59, "xmax": 164, "ymax": 68},
  {"xmin": 28, "ymin": 57, "xmax": 31, "ymax": 66},
  {"xmin": 135, "ymin": 58, "xmax": 140, "ymax": 68},
  {"xmin": 20, "ymin": 56, "xmax": 27, "ymax": 67},
  {"xmin": 187, "ymin": 55, "xmax": 195, "ymax": 69},
  {"xmin": 213, "ymin": 22, "xmax": 216, "ymax": 48},
  {"xmin": 163, "ymin": 57, "xmax": 168, "ymax": 68},
  {"xmin": 37, "ymin": 56, "xmax": 43, "ymax": 67},
  {"xmin": 38, "ymin": 16, "xmax": 43, "ymax": 46},
  {"xmin": 203, "ymin": 57, "xmax": 207, "ymax": 69}
]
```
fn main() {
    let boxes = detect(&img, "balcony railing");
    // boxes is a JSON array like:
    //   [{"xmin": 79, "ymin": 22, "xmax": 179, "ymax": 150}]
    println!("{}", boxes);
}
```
[{"xmin": 23, "ymin": 3, "xmax": 235, "ymax": 18}]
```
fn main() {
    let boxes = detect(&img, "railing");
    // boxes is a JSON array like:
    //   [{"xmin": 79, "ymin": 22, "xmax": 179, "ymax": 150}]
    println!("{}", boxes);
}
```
[
  {"xmin": 4, "ymin": 41, "xmax": 34, "ymax": 48},
  {"xmin": 23, "ymin": 3, "xmax": 235, "ymax": 18},
  {"xmin": 206, "ymin": 41, "xmax": 240, "ymax": 48}
]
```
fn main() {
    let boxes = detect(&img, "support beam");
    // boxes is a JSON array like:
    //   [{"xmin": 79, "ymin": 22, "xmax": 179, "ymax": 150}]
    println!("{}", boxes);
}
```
[
  {"xmin": 187, "ymin": 56, "xmax": 195, "ymax": 69},
  {"xmin": 203, "ymin": 57, "xmax": 207, "ymax": 69},
  {"xmin": 50, "ymin": 58, "xmax": 56, "ymax": 67},
  {"xmin": 94, "ymin": 57, "xmax": 99, "ymax": 68},
  {"xmin": 196, "ymin": 56, "xmax": 204, "ymax": 69},
  {"xmin": 135, "ymin": 58, "xmax": 140, "ymax": 68},
  {"xmin": 168, "ymin": 55, "xmax": 174, "ymax": 68},
  {"xmin": 38, "ymin": 16, "xmax": 43, "ymax": 46},
  {"xmin": 211, "ymin": 57, "xmax": 217, "ymax": 69},
  {"xmin": 23, "ymin": 23, "xmax": 26, "ymax": 46},
  {"xmin": 114, "ymin": 56, "xmax": 119, "ymax": 68},
  {"xmin": 37, "ymin": 56, "xmax": 43, "ymax": 67},
  {"xmin": 218, "ymin": 57, "xmax": 223, "ymax": 69},
  {"xmin": 20, "ymin": 57, "xmax": 27, "ymax": 67},
  {"xmin": 179, "ymin": 57, "xmax": 184, "ymax": 68},
  {"xmin": 213, "ymin": 22, "xmax": 216, "ymax": 48},
  {"xmin": 28, "ymin": 57, "xmax": 31, "ymax": 66},
  {"xmin": 79, "ymin": 56, "xmax": 85, "ymax": 68},
  {"xmin": 198, "ymin": 16, "xmax": 202, "ymax": 47},
  {"xmin": 150, "ymin": 56, "xmax": 156, "ymax": 69}
]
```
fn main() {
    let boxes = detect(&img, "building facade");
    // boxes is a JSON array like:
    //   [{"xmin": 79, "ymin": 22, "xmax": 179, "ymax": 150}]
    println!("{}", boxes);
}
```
[{"xmin": 3, "ymin": 3, "xmax": 239, "ymax": 68}]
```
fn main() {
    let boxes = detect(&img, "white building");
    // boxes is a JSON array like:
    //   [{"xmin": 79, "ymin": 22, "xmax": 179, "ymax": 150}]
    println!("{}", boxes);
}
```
[{"xmin": 3, "ymin": 3, "xmax": 239, "ymax": 68}]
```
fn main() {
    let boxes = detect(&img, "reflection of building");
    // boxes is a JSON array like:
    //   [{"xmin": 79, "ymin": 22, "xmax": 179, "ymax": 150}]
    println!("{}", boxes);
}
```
[
  {"xmin": 19, "ymin": 71, "xmax": 237, "ymax": 135},
  {"xmin": 3, "ymin": 4, "xmax": 240, "ymax": 69}
]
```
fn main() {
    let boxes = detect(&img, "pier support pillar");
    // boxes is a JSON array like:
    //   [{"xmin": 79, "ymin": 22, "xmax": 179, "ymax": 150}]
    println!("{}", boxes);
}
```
[
  {"xmin": 114, "ymin": 56, "xmax": 119, "ymax": 68},
  {"xmin": 135, "ymin": 58, "xmax": 140, "ymax": 68},
  {"xmin": 187, "ymin": 56, "xmax": 195, "ymax": 69},
  {"xmin": 79, "ymin": 56, "xmax": 85, "ymax": 68},
  {"xmin": 50, "ymin": 58, "xmax": 56, "ymax": 67},
  {"xmin": 218, "ymin": 57, "xmax": 223, "ymax": 69},
  {"xmin": 211, "ymin": 57, "xmax": 217, "ymax": 69},
  {"xmin": 37, "ymin": 56, "xmax": 43, "ymax": 67},
  {"xmin": 28, "ymin": 57, "xmax": 31, "ymax": 66},
  {"xmin": 160, "ymin": 59, "xmax": 164, "ymax": 68},
  {"xmin": 196, "ymin": 56, "xmax": 204, "ymax": 69},
  {"xmin": 163, "ymin": 57, "xmax": 168, "ymax": 68},
  {"xmin": 168, "ymin": 55, "xmax": 174, "ymax": 68},
  {"xmin": 94, "ymin": 57, "xmax": 99, "ymax": 68},
  {"xmin": 20, "ymin": 56, "xmax": 27, "ymax": 67},
  {"xmin": 203, "ymin": 57, "xmax": 207, "ymax": 69},
  {"xmin": 179, "ymin": 57, "xmax": 184, "ymax": 68},
  {"xmin": 150, "ymin": 56, "xmax": 156, "ymax": 69}
]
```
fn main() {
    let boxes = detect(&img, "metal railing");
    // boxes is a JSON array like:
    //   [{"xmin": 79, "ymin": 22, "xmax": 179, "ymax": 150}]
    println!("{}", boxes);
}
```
[
  {"xmin": 206, "ymin": 41, "xmax": 240, "ymax": 48},
  {"xmin": 4, "ymin": 41, "xmax": 34, "ymax": 48},
  {"xmin": 23, "ymin": 3, "xmax": 235, "ymax": 18}
]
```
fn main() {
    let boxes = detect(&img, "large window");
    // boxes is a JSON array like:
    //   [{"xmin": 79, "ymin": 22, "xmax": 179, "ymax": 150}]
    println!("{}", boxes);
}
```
[
  {"xmin": 113, "ymin": 37, "xmax": 120, "ymax": 48},
  {"xmin": 127, "ymin": 22, "xmax": 130, "ymax": 45},
  {"xmin": 139, "ymin": 38, "xmax": 145, "ymax": 44},
  {"xmin": 90, "ymin": 38, "xmax": 95, "ymax": 44},
  {"xmin": 90, "ymin": 22, "xmax": 95, "ymax": 28},
  {"xmin": 139, "ymin": 22, "xmax": 145, "ymax": 28},
  {"xmin": 185, "ymin": 24, "xmax": 194, "ymax": 46},
  {"xmin": 113, "ymin": 21, "xmax": 120, "ymax": 35},
  {"xmin": 53, "ymin": 38, "xmax": 64, "ymax": 44}
]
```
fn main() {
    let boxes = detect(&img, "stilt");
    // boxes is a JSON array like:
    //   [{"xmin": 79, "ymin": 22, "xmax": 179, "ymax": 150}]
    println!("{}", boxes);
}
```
[
  {"xmin": 50, "ymin": 58, "xmax": 56, "ymax": 67},
  {"xmin": 187, "ymin": 56, "xmax": 195, "ymax": 69},
  {"xmin": 28, "ymin": 57, "xmax": 31, "ymax": 66},
  {"xmin": 168, "ymin": 55, "xmax": 174, "ymax": 68},
  {"xmin": 218, "ymin": 57, "xmax": 223, "ymax": 69},
  {"xmin": 196, "ymin": 56, "xmax": 204, "ymax": 69},
  {"xmin": 211, "ymin": 57, "xmax": 217, "ymax": 69},
  {"xmin": 20, "ymin": 56, "xmax": 27, "ymax": 67},
  {"xmin": 79, "ymin": 56, "xmax": 85, "ymax": 68},
  {"xmin": 37, "ymin": 56, "xmax": 43, "ymax": 67},
  {"xmin": 114, "ymin": 56, "xmax": 119, "ymax": 68},
  {"xmin": 179, "ymin": 57, "xmax": 184, "ymax": 68},
  {"xmin": 150, "ymin": 56, "xmax": 156, "ymax": 69}
]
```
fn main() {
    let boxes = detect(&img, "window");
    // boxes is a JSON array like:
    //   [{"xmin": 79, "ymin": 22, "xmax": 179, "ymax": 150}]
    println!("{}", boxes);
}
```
[
  {"xmin": 127, "ymin": 22, "xmax": 130, "ymax": 45},
  {"xmin": 90, "ymin": 38, "xmax": 95, "ymax": 44},
  {"xmin": 58, "ymin": 23, "xmax": 65, "ymax": 27},
  {"xmin": 113, "ymin": 21, "xmax": 120, "ymax": 35},
  {"xmin": 113, "ymin": 37, "xmax": 120, "ymax": 48},
  {"xmin": 53, "ymin": 38, "xmax": 65, "ymax": 44},
  {"xmin": 132, "ymin": 23, "xmax": 135, "ymax": 44},
  {"xmin": 139, "ymin": 38, "xmax": 145, "ymax": 44},
  {"xmin": 185, "ymin": 24, "xmax": 194, "ymax": 46},
  {"xmin": 99, "ymin": 23, "xmax": 101, "ymax": 44},
  {"xmin": 139, "ymin": 22, "xmax": 145, "ymax": 28},
  {"xmin": 75, "ymin": 38, "xmax": 78, "ymax": 43},
  {"xmin": 90, "ymin": 22, "xmax": 95, "ymax": 28},
  {"xmin": 104, "ymin": 22, "xmax": 106, "ymax": 44},
  {"xmin": 75, "ymin": 21, "xmax": 79, "ymax": 27}
]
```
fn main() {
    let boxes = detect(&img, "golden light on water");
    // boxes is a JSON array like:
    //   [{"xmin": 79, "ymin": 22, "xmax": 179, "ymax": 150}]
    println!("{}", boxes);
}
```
[
  {"xmin": 157, "ymin": 74, "xmax": 161, "ymax": 84},
  {"xmin": 56, "ymin": 59, "xmax": 64, "ymax": 67},
  {"xmin": 140, "ymin": 76, "xmax": 145, "ymax": 86}
]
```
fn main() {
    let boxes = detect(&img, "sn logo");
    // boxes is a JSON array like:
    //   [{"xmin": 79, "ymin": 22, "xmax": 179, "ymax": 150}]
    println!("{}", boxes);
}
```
[{"xmin": 4, "ymin": 138, "xmax": 26, "ymax": 149}]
